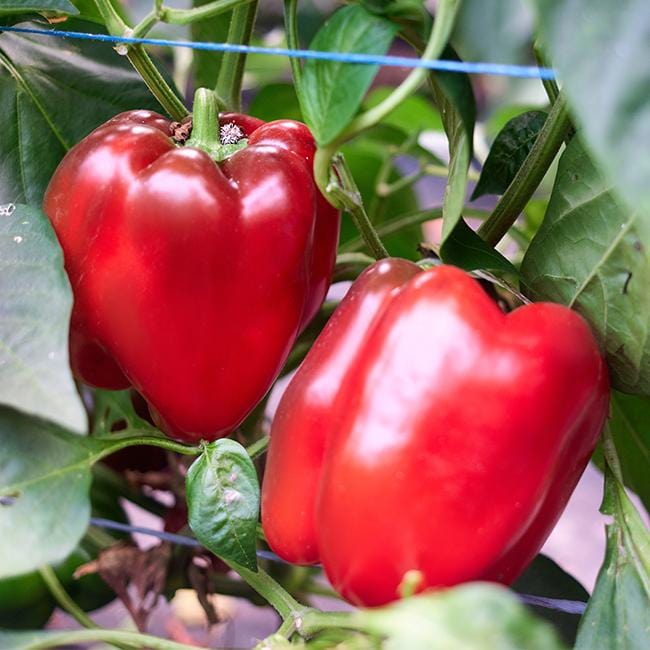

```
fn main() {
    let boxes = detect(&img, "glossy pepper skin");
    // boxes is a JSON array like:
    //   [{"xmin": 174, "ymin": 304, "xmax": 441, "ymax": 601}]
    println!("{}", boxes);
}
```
[
  {"xmin": 44, "ymin": 110, "xmax": 340, "ymax": 442},
  {"xmin": 262, "ymin": 260, "xmax": 610, "ymax": 607}
]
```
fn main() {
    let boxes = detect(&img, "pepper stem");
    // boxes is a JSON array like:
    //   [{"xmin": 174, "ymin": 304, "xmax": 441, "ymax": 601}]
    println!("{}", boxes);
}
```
[
  {"xmin": 186, "ymin": 88, "xmax": 248, "ymax": 161},
  {"xmin": 186, "ymin": 88, "xmax": 221, "ymax": 157}
]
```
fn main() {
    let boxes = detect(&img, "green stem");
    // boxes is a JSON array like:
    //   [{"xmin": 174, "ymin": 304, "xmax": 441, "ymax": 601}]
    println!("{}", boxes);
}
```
[
  {"xmin": 12, "ymin": 629, "xmax": 200, "ymax": 650},
  {"xmin": 320, "ymin": 154, "xmax": 389, "ymax": 259},
  {"xmin": 283, "ymin": 0, "xmax": 302, "ymax": 90},
  {"xmin": 340, "ymin": 206, "xmax": 489, "ymax": 253},
  {"xmin": 214, "ymin": 0, "xmax": 259, "ymax": 110},
  {"xmin": 186, "ymin": 87, "xmax": 221, "ymax": 155},
  {"xmin": 246, "ymin": 434, "xmax": 269, "ymax": 460},
  {"xmin": 130, "ymin": 10, "xmax": 159, "ymax": 39},
  {"xmin": 377, "ymin": 170, "xmax": 424, "ymax": 197},
  {"xmin": 93, "ymin": 0, "xmax": 188, "ymax": 120},
  {"xmin": 227, "ymin": 562, "xmax": 308, "ymax": 622},
  {"xmin": 93, "ymin": 432, "xmax": 201, "ymax": 465},
  {"xmin": 126, "ymin": 48, "xmax": 188, "ymax": 121},
  {"xmin": 186, "ymin": 88, "xmax": 249, "ymax": 160},
  {"xmin": 477, "ymin": 95, "xmax": 571, "ymax": 247},
  {"xmin": 300, "ymin": 610, "xmax": 359, "ymax": 636},
  {"xmin": 163, "ymin": 0, "xmax": 250, "ymax": 25},
  {"xmin": 39, "ymin": 566, "xmax": 99, "ymax": 631},
  {"xmin": 423, "ymin": 162, "xmax": 480, "ymax": 182},
  {"xmin": 533, "ymin": 41, "xmax": 560, "ymax": 105},
  {"xmin": 601, "ymin": 425, "xmax": 624, "ymax": 483}
]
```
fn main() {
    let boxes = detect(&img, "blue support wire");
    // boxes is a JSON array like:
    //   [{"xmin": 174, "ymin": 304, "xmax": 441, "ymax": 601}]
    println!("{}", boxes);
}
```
[
  {"xmin": 0, "ymin": 25, "xmax": 556, "ymax": 80},
  {"xmin": 90, "ymin": 517, "xmax": 586, "ymax": 614}
]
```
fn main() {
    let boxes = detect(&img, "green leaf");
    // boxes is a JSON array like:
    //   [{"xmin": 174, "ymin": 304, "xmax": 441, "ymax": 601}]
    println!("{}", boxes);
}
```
[
  {"xmin": 300, "ymin": 4, "xmax": 398, "ymax": 145},
  {"xmin": 187, "ymin": 439, "xmax": 260, "ymax": 571},
  {"xmin": 513, "ymin": 554, "xmax": 589, "ymax": 646},
  {"xmin": 91, "ymin": 389, "xmax": 157, "ymax": 436},
  {"xmin": 472, "ymin": 111, "xmax": 548, "ymax": 200},
  {"xmin": 0, "ymin": 408, "xmax": 105, "ymax": 579},
  {"xmin": 521, "ymin": 137, "xmax": 650, "ymax": 395},
  {"xmin": 440, "ymin": 217, "xmax": 518, "ymax": 274},
  {"xmin": 452, "ymin": 0, "xmax": 534, "ymax": 65},
  {"xmin": 0, "ymin": 19, "xmax": 169, "ymax": 205},
  {"xmin": 0, "ymin": 204, "xmax": 86, "ymax": 433},
  {"xmin": 248, "ymin": 83, "xmax": 302, "ymax": 122},
  {"xmin": 607, "ymin": 392, "xmax": 650, "ymax": 513},
  {"xmin": 575, "ymin": 469, "xmax": 650, "ymax": 648},
  {"xmin": 534, "ymin": 0, "xmax": 650, "ymax": 216},
  {"xmin": 0, "ymin": 0, "xmax": 77, "ymax": 16},
  {"xmin": 363, "ymin": 87, "xmax": 443, "ymax": 134},
  {"xmin": 358, "ymin": 584, "xmax": 565, "ymax": 649}
]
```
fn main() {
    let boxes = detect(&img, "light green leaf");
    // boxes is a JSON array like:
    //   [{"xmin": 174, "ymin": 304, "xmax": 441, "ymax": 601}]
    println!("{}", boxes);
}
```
[
  {"xmin": 521, "ymin": 137, "xmax": 650, "ymax": 395},
  {"xmin": 534, "ymin": 0, "xmax": 650, "ymax": 216},
  {"xmin": 358, "ymin": 584, "xmax": 565, "ymax": 649},
  {"xmin": 301, "ymin": 4, "xmax": 398, "ymax": 145},
  {"xmin": 575, "ymin": 467, "xmax": 650, "ymax": 648},
  {"xmin": 187, "ymin": 439, "xmax": 260, "ymax": 571},
  {"xmin": 0, "ymin": 204, "xmax": 85, "ymax": 433},
  {"xmin": 0, "ymin": 408, "xmax": 104, "ymax": 579}
]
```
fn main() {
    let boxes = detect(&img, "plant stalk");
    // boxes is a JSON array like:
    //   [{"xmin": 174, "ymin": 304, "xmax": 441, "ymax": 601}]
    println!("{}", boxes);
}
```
[
  {"xmin": 93, "ymin": 0, "xmax": 188, "ymax": 120},
  {"xmin": 477, "ymin": 95, "xmax": 571, "ymax": 247},
  {"xmin": 214, "ymin": 0, "xmax": 259, "ymax": 110}
]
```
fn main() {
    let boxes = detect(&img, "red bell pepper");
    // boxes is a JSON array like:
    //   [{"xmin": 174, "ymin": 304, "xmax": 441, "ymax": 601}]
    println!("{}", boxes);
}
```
[
  {"xmin": 44, "ymin": 107, "xmax": 340, "ymax": 442},
  {"xmin": 262, "ymin": 260, "xmax": 609, "ymax": 607}
]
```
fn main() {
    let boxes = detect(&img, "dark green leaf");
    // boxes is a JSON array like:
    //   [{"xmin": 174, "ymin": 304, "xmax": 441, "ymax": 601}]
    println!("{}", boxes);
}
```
[
  {"xmin": 248, "ymin": 83, "xmax": 302, "ymax": 122},
  {"xmin": 453, "ymin": 0, "xmax": 533, "ymax": 65},
  {"xmin": 607, "ymin": 392, "xmax": 650, "ymax": 513},
  {"xmin": 0, "ymin": 204, "xmax": 85, "ymax": 432},
  {"xmin": 575, "ymin": 469, "xmax": 650, "ymax": 648},
  {"xmin": 440, "ymin": 217, "xmax": 518, "ymax": 274},
  {"xmin": 0, "ymin": 407, "xmax": 105, "ymax": 578},
  {"xmin": 359, "ymin": 584, "xmax": 565, "ymax": 649},
  {"xmin": 300, "ymin": 4, "xmax": 398, "ymax": 145},
  {"xmin": 0, "ymin": 0, "xmax": 77, "ymax": 16},
  {"xmin": 534, "ymin": 0, "xmax": 650, "ymax": 215},
  {"xmin": 191, "ymin": 0, "xmax": 232, "ymax": 89},
  {"xmin": 0, "ymin": 20, "xmax": 169, "ymax": 205},
  {"xmin": 472, "ymin": 111, "xmax": 548, "ymax": 200},
  {"xmin": 521, "ymin": 137, "xmax": 650, "ymax": 395},
  {"xmin": 513, "ymin": 554, "xmax": 588, "ymax": 646},
  {"xmin": 187, "ymin": 439, "xmax": 259, "ymax": 571}
]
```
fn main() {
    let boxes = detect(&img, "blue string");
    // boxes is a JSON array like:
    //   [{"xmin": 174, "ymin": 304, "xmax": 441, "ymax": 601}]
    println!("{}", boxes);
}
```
[
  {"xmin": 90, "ymin": 517, "xmax": 586, "ymax": 614},
  {"xmin": 0, "ymin": 25, "xmax": 556, "ymax": 80}
]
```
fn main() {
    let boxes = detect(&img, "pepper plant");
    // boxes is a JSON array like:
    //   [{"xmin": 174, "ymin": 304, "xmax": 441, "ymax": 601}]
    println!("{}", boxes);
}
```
[{"xmin": 0, "ymin": 1, "xmax": 648, "ymax": 649}]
